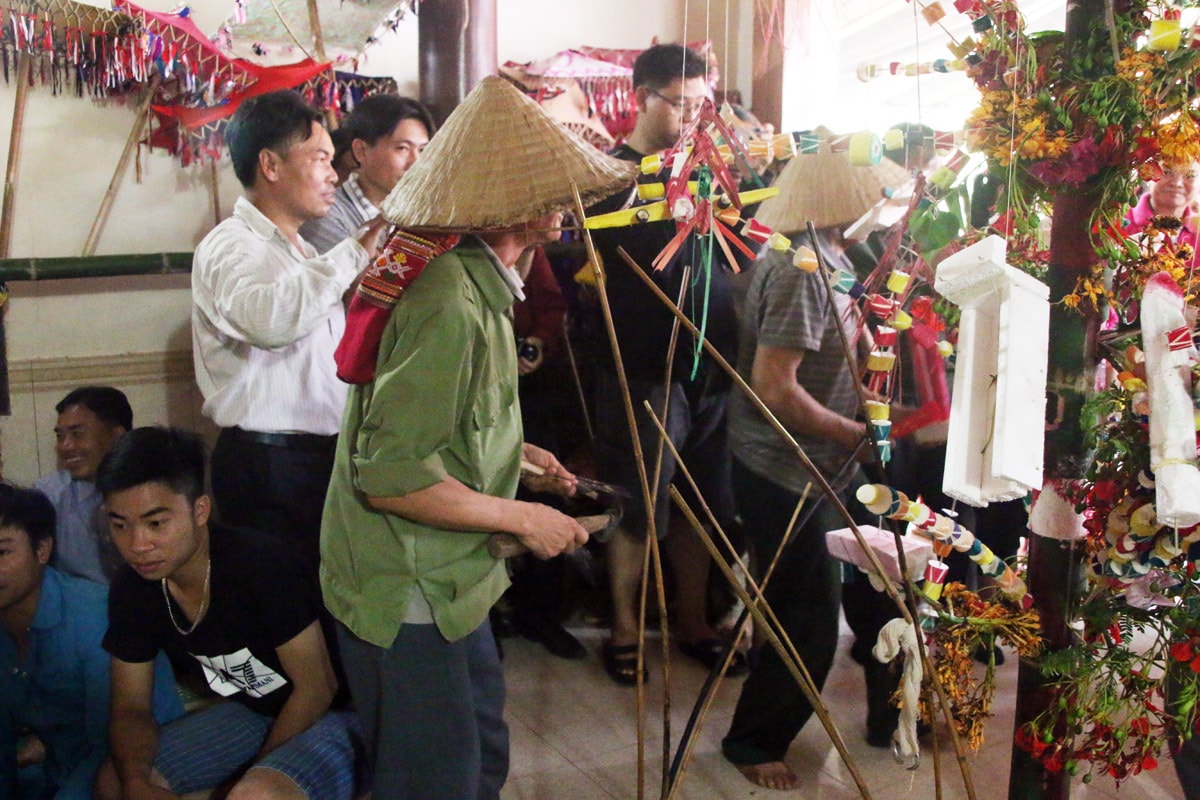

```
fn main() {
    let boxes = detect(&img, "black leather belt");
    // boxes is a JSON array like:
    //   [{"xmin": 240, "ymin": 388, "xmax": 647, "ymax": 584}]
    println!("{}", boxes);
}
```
[{"xmin": 225, "ymin": 427, "xmax": 337, "ymax": 452}]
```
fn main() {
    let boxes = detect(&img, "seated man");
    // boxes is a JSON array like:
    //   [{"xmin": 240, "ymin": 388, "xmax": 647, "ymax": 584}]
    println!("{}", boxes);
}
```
[
  {"xmin": 94, "ymin": 427, "xmax": 364, "ymax": 800},
  {"xmin": 1, "ymin": 485, "xmax": 181, "ymax": 800},
  {"xmin": 299, "ymin": 93, "xmax": 435, "ymax": 254},
  {"xmin": 33, "ymin": 386, "xmax": 131, "ymax": 584}
]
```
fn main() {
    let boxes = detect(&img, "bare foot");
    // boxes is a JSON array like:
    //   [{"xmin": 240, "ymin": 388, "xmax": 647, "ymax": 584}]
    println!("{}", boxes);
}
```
[{"xmin": 736, "ymin": 761, "xmax": 799, "ymax": 790}]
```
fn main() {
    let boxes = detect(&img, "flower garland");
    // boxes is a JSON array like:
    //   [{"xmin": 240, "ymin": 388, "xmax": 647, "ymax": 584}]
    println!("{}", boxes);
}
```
[
  {"xmin": 921, "ymin": 582, "xmax": 1043, "ymax": 751},
  {"xmin": 963, "ymin": 1, "xmax": 1200, "ymax": 261}
]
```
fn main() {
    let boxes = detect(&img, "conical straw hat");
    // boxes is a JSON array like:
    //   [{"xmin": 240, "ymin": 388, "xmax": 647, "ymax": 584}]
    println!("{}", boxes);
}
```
[
  {"xmin": 754, "ymin": 128, "xmax": 911, "ymax": 233},
  {"xmin": 381, "ymin": 75, "xmax": 637, "ymax": 229}
]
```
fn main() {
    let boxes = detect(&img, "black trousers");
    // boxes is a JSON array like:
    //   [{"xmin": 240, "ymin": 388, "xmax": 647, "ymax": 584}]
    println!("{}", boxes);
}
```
[
  {"xmin": 722, "ymin": 459, "xmax": 843, "ymax": 765},
  {"xmin": 210, "ymin": 427, "xmax": 337, "ymax": 576}
]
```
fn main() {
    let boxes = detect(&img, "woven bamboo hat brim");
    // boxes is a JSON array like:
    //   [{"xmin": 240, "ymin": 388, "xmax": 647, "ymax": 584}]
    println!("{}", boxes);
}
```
[
  {"xmin": 381, "ymin": 76, "xmax": 637, "ymax": 229},
  {"xmin": 754, "ymin": 129, "xmax": 911, "ymax": 233}
]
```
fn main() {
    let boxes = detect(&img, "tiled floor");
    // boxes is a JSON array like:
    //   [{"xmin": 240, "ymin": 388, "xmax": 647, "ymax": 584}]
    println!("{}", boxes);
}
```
[{"xmin": 499, "ymin": 622, "xmax": 1188, "ymax": 799}]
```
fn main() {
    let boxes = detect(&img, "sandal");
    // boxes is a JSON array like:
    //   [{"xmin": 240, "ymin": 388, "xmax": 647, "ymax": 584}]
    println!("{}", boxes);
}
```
[
  {"xmin": 602, "ymin": 642, "xmax": 647, "ymax": 686},
  {"xmin": 679, "ymin": 638, "xmax": 750, "ymax": 677}
]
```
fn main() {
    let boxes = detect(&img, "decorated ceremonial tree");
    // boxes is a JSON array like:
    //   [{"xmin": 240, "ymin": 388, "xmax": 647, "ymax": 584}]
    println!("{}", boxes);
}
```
[{"xmin": 950, "ymin": 1, "xmax": 1200, "ymax": 796}]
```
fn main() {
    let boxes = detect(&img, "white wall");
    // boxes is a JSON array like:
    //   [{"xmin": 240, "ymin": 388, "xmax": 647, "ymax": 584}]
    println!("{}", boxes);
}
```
[{"xmin": 0, "ymin": 0, "xmax": 704, "ymax": 484}]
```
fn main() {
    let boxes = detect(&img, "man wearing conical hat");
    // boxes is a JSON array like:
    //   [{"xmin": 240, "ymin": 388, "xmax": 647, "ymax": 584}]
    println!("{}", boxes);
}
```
[
  {"xmin": 721, "ymin": 140, "xmax": 908, "ymax": 789},
  {"xmin": 319, "ymin": 75, "xmax": 636, "ymax": 800}
]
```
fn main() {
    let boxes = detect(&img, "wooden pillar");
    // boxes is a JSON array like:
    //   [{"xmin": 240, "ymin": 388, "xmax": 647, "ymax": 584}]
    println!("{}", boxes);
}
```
[
  {"xmin": 1007, "ymin": 3, "xmax": 1104, "ymax": 799},
  {"xmin": 418, "ymin": 0, "xmax": 497, "ymax": 126},
  {"xmin": 750, "ymin": 1, "xmax": 783, "ymax": 132}
]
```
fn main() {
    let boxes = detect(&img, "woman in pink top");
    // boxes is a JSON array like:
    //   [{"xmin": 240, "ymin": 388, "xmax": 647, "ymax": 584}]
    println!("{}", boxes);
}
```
[{"xmin": 1125, "ymin": 163, "xmax": 1200, "ymax": 247}]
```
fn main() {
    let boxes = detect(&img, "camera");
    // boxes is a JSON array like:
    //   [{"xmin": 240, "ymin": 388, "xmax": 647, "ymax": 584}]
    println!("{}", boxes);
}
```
[{"xmin": 518, "ymin": 338, "xmax": 541, "ymax": 362}]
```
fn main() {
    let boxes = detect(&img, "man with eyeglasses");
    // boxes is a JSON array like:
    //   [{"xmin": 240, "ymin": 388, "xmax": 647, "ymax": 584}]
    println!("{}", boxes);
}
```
[{"xmin": 586, "ymin": 43, "xmax": 751, "ymax": 686}]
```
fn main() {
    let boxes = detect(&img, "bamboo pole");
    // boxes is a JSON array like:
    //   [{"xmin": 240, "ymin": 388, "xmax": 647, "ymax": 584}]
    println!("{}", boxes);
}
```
[
  {"xmin": 665, "ymin": 479, "xmax": 874, "ymax": 799},
  {"xmin": 303, "ymin": 0, "xmax": 342, "ymax": 128},
  {"xmin": 305, "ymin": 0, "xmax": 328, "ymax": 61},
  {"xmin": 646, "ymin": 271, "xmax": 688, "ymax": 800},
  {"xmin": 210, "ymin": 160, "xmax": 221, "ymax": 227},
  {"xmin": 0, "ymin": 52, "xmax": 33, "ymax": 418},
  {"xmin": 665, "ymin": 481, "xmax": 813, "ymax": 800},
  {"xmin": 1, "ymin": 53, "xmax": 33, "ymax": 259},
  {"xmin": 573, "ymin": 191, "xmax": 666, "ymax": 800},
  {"xmin": 0, "ymin": 252, "xmax": 191, "ymax": 282},
  {"xmin": 82, "ymin": 75, "xmax": 161, "ymax": 257}
]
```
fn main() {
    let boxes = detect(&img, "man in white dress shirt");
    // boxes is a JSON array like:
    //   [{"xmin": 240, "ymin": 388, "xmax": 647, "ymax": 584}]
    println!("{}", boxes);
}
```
[{"xmin": 192, "ymin": 90, "xmax": 385, "ymax": 572}]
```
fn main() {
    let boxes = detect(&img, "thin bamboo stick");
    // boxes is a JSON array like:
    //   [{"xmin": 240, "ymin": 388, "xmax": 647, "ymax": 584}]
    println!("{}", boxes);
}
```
[
  {"xmin": 647, "ymin": 399, "xmax": 873, "ymax": 796},
  {"xmin": 83, "ymin": 75, "xmax": 161, "ymax": 257},
  {"xmin": 618, "ymin": 244, "xmax": 979, "ymax": 800},
  {"xmin": 668, "ymin": 482, "xmax": 874, "ymax": 799},
  {"xmin": 561, "ymin": 319, "xmax": 594, "ymax": 443},
  {"xmin": 265, "ymin": 0, "xmax": 315, "ymax": 60},
  {"xmin": 665, "ymin": 481, "xmax": 814, "ymax": 800},
  {"xmin": 1, "ymin": 53, "xmax": 33, "ymax": 259},
  {"xmin": 210, "ymin": 160, "xmax": 221, "ymax": 227},
  {"xmin": 573, "ymin": 189, "xmax": 665, "ymax": 800},
  {"xmin": 647, "ymin": 271, "xmax": 688, "ymax": 800}
]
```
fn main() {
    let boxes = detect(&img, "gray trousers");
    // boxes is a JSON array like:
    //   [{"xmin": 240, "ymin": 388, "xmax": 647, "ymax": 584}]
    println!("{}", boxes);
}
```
[{"xmin": 336, "ymin": 619, "xmax": 508, "ymax": 800}]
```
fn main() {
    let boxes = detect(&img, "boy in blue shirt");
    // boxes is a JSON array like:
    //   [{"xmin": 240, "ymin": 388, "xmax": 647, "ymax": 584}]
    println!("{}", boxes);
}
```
[{"xmin": 0, "ymin": 485, "xmax": 182, "ymax": 799}]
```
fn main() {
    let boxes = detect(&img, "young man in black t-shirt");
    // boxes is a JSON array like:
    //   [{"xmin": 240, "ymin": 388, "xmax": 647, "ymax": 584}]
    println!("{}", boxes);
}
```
[
  {"xmin": 585, "ymin": 44, "xmax": 747, "ymax": 686},
  {"xmin": 92, "ymin": 427, "xmax": 363, "ymax": 800}
]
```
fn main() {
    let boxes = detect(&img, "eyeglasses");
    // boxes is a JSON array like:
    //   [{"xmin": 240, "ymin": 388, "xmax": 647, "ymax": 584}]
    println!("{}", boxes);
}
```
[{"xmin": 647, "ymin": 89, "xmax": 707, "ymax": 117}]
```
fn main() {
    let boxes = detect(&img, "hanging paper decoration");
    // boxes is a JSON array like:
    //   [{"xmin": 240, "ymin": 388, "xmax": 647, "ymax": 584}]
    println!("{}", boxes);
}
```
[
  {"xmin": 1140, "ymin": 271, "xmax": 1200, "ymax": 529},
  {"xmin": 499, "ymin": 52, "xmax": 632, "ymax": 150},
  {"xmin": 856, "ymin": 57, "xmax": 968, "ymax": 81},
  {"xmin": 0, "ymin": 0, "xmax": 152, "ymax": 98},
  {"xmin": 1147, "ymin": 8, "xmax": 1183, "ymax": 52},
  {"xmin": 114, "ymin": 0, "xmax": 257, "ymax": 103},
  {"xmin": 574, "ymin": 40, "xmax": 713, "ymax": 140},
  {"xmin": 935, "ymin": 235, "xmax": 1048, "ymax": 506},
  {"xmin": 825, "ymin": 524, "xmax": 934, "ymax": 591}
]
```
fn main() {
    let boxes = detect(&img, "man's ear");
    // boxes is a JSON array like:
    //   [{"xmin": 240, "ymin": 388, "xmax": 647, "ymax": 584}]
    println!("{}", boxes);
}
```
[
  {"xmin": 35, "ymin": 536, "xmax": 53, "ymax": 567},
  {"xmin": 350, "ymin": 138, "xmax": 370, "ymax": 165},
  {"xmin": 258, "ymin": 149, "xmax": 283, "ymax": 184},
  {"xmin": 634, "ymin": 85, "xmax": 651, "ymax": 114},
  {"xmin": 192, "ymin": 495, "xmax": 212, "ymax": 528}
]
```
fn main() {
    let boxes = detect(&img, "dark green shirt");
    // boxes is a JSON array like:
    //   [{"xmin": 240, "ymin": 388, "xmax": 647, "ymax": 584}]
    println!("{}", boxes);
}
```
[{"xmin": 321, "ymin": 238, "xmax": 520, "ymax": 645}]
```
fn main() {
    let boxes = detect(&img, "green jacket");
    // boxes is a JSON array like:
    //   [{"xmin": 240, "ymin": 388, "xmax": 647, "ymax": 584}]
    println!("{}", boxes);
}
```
[{"xmin": 321, "ymin": 238, "xmax": 520, "ymax": 645}]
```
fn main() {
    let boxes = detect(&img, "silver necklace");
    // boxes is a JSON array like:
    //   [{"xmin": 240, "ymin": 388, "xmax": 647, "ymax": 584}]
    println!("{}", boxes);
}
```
[{"xmin": 162, "ymin": 558, "xmax": 211, "ymax": 636}]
